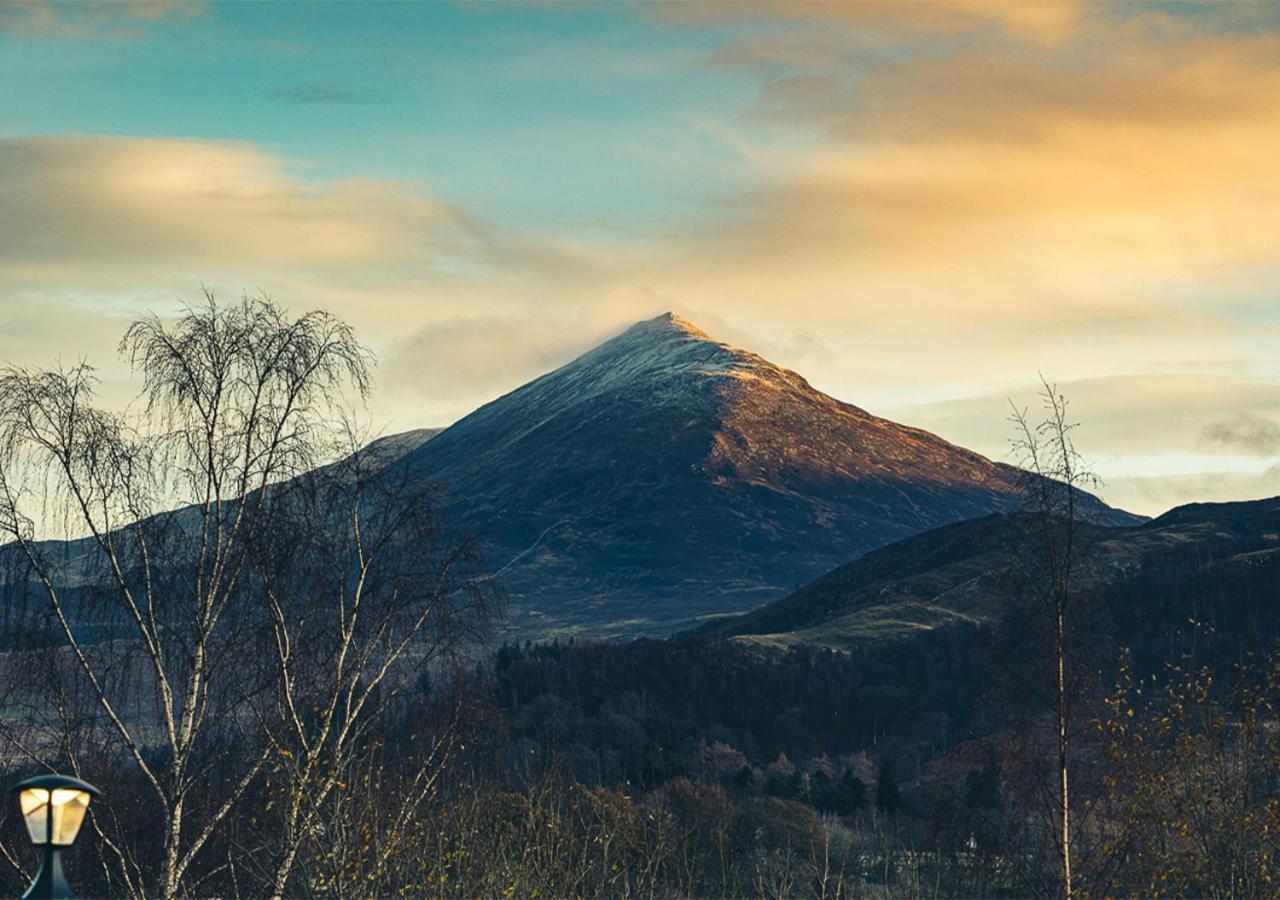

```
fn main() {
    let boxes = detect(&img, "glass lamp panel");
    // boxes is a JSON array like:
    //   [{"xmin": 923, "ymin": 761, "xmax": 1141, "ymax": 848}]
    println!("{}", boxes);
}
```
[
  {"xmin": 49, "ymin": 789, "xmax": 90, "ymax": 845},
  {"xmin": 18, "ymin": 788, "xmax": 49, "ymax": 844}
]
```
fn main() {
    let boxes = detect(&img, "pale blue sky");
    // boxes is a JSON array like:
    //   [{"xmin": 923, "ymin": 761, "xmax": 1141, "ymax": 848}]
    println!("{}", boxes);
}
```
[{"xmin": 1, "ymin": 3, "xmax": 789, "ymax": 239}]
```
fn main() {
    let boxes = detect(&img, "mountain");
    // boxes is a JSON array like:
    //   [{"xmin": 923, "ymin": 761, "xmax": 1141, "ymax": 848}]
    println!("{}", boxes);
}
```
[
  {"xmin": 389, "ymin": 312, "xmax": 1139, "ymax": 639},
  {"xmin": 695, "ymin": 496, "xmax": 1280, "ymax": 654}
]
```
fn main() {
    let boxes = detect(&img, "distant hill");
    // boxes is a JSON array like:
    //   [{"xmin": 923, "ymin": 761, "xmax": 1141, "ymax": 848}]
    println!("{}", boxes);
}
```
[
  {"xmin": 694, "ymin": 496, "xmax": 1280, "ymax": 655},
  {"xmin": 380, "ymin": 312, "xmax": 1140, "ymax": 639},
  {"xmin": 359, "ymin": 427, "xmax": 443, "ymax": 465}
]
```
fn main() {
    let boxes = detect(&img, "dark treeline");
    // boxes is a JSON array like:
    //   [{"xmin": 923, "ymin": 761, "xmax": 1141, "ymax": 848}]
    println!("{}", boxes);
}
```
[
  {"xmin": 4, "ymin": 636, "xmax": 1276, "ymax": 898},
  {"xmin": 495, "ymin": 631, "xmax": 984, "ymax": 778}
]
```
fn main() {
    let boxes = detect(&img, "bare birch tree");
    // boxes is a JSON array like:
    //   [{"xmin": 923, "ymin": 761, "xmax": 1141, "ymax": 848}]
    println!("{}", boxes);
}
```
[
  {"xmin": 1008, "ymin": 375, "xmax": 1098, "ymax": 900},
  {"xmin": 242, "ymin": 430, "xmax": 497, "ymax": 897},
  {"xmin": 0, "ymin": 293, "xmax": 373, "ymax": 897}
]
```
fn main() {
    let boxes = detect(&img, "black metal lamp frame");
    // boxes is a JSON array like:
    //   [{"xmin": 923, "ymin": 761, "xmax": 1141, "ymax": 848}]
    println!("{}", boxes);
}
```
[{"xmin": 8, "ymin": 774, "xmax": 101, "ymax": 900}]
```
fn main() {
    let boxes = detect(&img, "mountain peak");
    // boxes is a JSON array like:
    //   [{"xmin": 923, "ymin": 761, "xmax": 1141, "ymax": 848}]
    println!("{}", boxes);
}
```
[
  {"xmin": 557, "ymin": 312, "xmax": 770, "ymax": 404},
  {"xmin": 621, "ymin": 311, "xmax": 714, "ymax": 343},
  {"xmin": 657, "ymin": 310, "xmax": 709, "ymax": 336}
]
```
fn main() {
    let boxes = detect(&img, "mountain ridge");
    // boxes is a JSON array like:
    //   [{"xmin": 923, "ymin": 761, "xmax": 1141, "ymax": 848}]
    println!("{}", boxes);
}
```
[{"xmin": 689, "ymin": 494, "xmax": 1279, "ymax": 653}]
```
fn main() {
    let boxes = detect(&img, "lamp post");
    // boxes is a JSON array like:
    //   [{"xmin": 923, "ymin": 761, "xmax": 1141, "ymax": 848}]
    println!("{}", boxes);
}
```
[{"xmin": 8, "ymin": 774, "xmax": 101, "ymax": 900}]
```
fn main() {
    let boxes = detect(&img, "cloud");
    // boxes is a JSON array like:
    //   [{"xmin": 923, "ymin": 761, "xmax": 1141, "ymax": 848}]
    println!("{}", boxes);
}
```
[
  {"xmin": 381, "ymin": 315, "xmax": 621, "ymax": 420},
  {"xmin": 0, "ymin": 0, "xmax": 204, "ymax": 38},
  {"xmin": 663, "ymin": 1, "xmax": 1084, "ymax": 48},
  {"xmin": 1104, "ymin": 466, "xmax": 1280, "ymax": 518},
  {"xmin": 1201, "ymin": 413, "xmax": 1280, "ymax": 457},
  {"xmin": 264, "ymin": 82, "xmax": 373, "ymax": 105},
  {"xmin": 0, "ymin": 134, "xmax": 638, "ymax": 313},
  {"xmin": 620, "ymin": 3, "xmax": 1280, "ymax": 407},
  {"xmin": 0, "ymin": 295, "xmax": 144, "ymax": 408},
  {"xmin": 870, "ymin": 371, "xmax": 1280, "ymax": 518},
  {"xmin": 878, "ymin": 375, "xmax": 1280, "ymax": 517},
  {"xmin": 0, "ymin": 135, "xmax": 474, "ymax": 286},
  {"xmin": 888, "ymin": 374, "xmax": 1280, "ymax": 463},
  {"xmin": 701, "ymin": 30, "xmax": 1280, "ymax": 278},
  {"xmin": 0, "ymin": 133, "xmax": 665, "ymax": 429}
]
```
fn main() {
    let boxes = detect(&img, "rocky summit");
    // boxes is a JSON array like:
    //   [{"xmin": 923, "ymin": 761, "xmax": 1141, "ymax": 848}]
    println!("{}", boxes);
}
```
[{"xmin": 388, "ymin": 312, "xmax": 1140, "ymax": 639}]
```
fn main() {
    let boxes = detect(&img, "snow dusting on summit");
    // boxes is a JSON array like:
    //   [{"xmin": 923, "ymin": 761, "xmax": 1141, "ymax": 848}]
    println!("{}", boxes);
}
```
[{"xmin": 554, "ymin": 312, "xmax": 777, "ymax": 402}]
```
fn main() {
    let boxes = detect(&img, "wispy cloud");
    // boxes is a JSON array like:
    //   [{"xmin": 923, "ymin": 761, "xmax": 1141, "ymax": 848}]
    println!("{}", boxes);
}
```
[
  {"xmin": 0, "ymin": 133, "xmax": 653, "ymax": 424},
  {"xmin": 0, "ymin": 0, "xmax": 204, "ymax": 38},
  {"xmin": 1104, "ymin": 466, "xmax": 1280, "ymax": 516},
  {"xmin": 620, "ymin": 1, "xmax": 1280, "ymax": 422},
  {"xmin": 674, "ymin": 11, "xmax": 1280, "ymax": 297},
  {"xmin": 1202, "ymin": 413, "xmax": 1280, "ymax": 457},
  {"xmin": 382, "ymin": 315, "xmax": 621, "ymax": 421},
  {"xmin": 662, "ymin": 1, "xmax": 1084, "ymax": 48},
  {"xmin": 890, "ymin": 375, "xmax": 1280, "ymax": 463}
]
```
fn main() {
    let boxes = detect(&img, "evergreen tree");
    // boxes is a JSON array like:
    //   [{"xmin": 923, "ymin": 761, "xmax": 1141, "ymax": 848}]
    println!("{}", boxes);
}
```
[
  {"xmin": 810, "ymin": 769, "xmax": 834, "ymax": 811},
  {"xmin": 964, "ymin": 756, "xmax": 1001, "ymax": 811},
  {"xmin": 876, "ymin": 761, "xmax": 902, "ymax": 815},
  {"xmin": 787, "ymin": 769, "xmax": 808, "ymax": 803},
  {"xmin": 841, "ymin": 770, "xmax": 869, "ymax": 814}
]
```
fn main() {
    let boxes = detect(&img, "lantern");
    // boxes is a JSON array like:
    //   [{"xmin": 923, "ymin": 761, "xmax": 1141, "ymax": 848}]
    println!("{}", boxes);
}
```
[{"xmin": 9, "ymin": 774, "xmax": 101, "ymax": 899}]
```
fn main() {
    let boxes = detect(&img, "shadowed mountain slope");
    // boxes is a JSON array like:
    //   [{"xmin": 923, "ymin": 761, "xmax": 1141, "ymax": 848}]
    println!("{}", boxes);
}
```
[{"xmin": 390, "ymin": 313, "xmax": 1139, "ymax": 639}]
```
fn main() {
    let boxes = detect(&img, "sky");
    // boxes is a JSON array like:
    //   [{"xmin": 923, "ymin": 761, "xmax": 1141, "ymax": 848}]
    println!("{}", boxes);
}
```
[{"xmin": 2, "ymin": 0, "xmax": 1279, "ymax": 516}]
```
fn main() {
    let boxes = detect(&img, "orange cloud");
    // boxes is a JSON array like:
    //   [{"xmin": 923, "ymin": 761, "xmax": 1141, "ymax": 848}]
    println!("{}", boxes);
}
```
[
  {"xmin": 647, "ymin": 11, "xmax": 1280, "ymax": 376},
  {"xmin": 665, "ymin": 1, "xmax": 1083, "ymax": 47}
]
